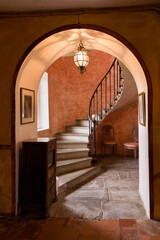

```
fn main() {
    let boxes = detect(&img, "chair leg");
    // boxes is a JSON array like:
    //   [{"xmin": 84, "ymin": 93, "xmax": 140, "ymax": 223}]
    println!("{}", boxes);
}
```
[
  {"xmin": 124, "ymin": 148, "xmax": 126, "ymax": 158},
  {"xmin": 133, "ymin": 148, "xmax": 137, "ymax": 160},
  {"xmin": 114, "ymin": 145, "xmax": 117, "ymax": 156}
]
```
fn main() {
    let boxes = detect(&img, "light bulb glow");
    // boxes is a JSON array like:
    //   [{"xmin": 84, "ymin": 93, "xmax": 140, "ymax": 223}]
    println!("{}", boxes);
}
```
[{"xmin": 74, "ymin": 41, "xmax": 89, "ymax": 73}]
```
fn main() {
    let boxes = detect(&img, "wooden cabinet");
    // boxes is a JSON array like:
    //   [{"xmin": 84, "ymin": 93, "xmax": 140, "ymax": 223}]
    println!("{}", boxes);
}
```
[{"xmin": 21, "ymin": 137, "xmax": 56, "ymax": 217}]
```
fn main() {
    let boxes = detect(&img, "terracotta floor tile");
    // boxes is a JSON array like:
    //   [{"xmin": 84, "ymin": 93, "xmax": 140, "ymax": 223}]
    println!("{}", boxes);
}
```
[
  {"xmin": 42, "ymin": 218, "xmax": 65, "ymax": 232},
  {"xmin": 137, "ymin": 220, "xmax": 160, "ymax": 236},
  {"xmin": 0, "ymin": 224, "xmax": 34, "ymax": 240},
  {"xmin": 78, "ymin": 232, "xmax": 99, "ymax": 240},
  {"xmin": 120, "ymin": 227, "xmax": 140, "ymax": 240},
  {"xmin": 1, "ymin": 217, "xmax": 160, "ymax": 240},
  {"xmin": 100, "ymin": 219, "xmax": 119, "ymax": 231},
  {"xmin": 119, "ymin": 219, "xmax": 137, "ymax": 228},
  {"xmin": 56, "ymin": 228, "xmax": 79, "ymax": 240},
  {"xmin": 16, "ymin": 239, "xmax": 36, "ymax": 240},
  {"xmin": 80, "ymin": 219, "xmax": 119, "ymax": 236},
  {"xmin": 98, "ymin": 231, "xmax": 120, "ymax": 240},
  {"xmin": 63, "ymin": 217, "xmax": 82, "ymax": 229},
  {"xmin": 37, "ymin": 230, "xmax": 60, "ymax": 240},
  {"xmin": 80, "ymin": 220, "xmax": 101, "ymax": 234},
  {"xmin": 0, "ymin": 233, "xmax": 15, "ymax": 240},
  {"xmin": 140, "ymin": 236, "xmax": 160, "ymax": 240},
  {"xmin": 139, "ymin": 229, "xmax": 157, "ymax": 236},
  {"xmin": 17, "ymin": 222, "xmax": 43, "ymax": 239}
]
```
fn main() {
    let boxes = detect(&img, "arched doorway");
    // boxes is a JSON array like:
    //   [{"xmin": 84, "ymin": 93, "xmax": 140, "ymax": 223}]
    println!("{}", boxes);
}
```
[{"xmin": 12, "ymin": 25, "xmax": 153, "ymax": 218}]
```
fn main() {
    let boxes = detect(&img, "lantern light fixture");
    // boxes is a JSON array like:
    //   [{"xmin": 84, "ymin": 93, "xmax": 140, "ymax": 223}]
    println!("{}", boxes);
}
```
[{"xmin": 74, "ymin": 40, "xmax": 89, "ymax": 74}]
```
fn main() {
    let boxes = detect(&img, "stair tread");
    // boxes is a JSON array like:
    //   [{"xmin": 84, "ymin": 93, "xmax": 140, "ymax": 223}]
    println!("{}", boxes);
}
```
[
  {"xmin": 75, "ymin": 121, "xmax": 89, "ymax": 128},
  {"xmin": 57, "ymin": 148, "xmax": 89, "ymax": 154},
  {"xmin": 66, "ymin": 125, "xmax": 88, "ymax": 129},
  {"xmin": 57, "ymin": 157, "xmax": 92, "ymax": 167},
  {"xmin": 57, "ymin": 132, "xmax": 89, "ymax": 136},
  {"xmin": 57, "ymin": 140, "xmax": 88, "ymax": 144},
  {"xmin": 58, "ymin": 166, "xmax": 97, "ymax": 187}
]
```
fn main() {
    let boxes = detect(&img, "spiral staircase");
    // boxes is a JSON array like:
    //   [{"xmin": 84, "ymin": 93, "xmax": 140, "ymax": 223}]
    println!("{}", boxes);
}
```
[{"xmin": 54, "ymin": 58, "xmax": 133, "ymax": 196}]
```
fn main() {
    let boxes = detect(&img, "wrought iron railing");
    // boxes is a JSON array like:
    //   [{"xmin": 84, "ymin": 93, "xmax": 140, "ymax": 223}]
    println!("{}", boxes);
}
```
[{"xmin": 88, "ymin": 58, "xmax": 124, "ymax": 163}]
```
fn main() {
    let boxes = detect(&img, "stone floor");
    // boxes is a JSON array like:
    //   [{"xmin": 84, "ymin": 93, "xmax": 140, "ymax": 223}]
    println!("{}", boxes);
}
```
[
  {"xmin": 1, "ymin": 157, "xmax": 160, "ymax": 239},
  {"xmin": 49, "ymin": 157, "xmax": 147, "ymax": 219}
]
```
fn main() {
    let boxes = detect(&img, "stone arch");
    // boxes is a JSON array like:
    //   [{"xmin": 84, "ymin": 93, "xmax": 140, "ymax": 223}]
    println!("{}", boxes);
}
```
[{"xmin": 12, "ymin": 24, "xmax": 153, "ymax": 218}]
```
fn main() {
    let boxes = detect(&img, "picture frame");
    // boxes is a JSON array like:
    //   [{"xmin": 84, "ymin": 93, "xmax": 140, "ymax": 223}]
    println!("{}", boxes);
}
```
[
  {"xmin": 138, "ymin": 92, "xmax": 145, "ymax": 126},
  {"xmin": 20, "ymin": 88, "xmax": 35, "ymax": 124}
]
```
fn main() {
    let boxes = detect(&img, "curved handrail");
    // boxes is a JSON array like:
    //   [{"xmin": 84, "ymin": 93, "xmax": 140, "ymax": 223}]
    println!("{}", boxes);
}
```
[
  {"xmin": 89, "ymin": 58, "xmax": 117, "ymax": 113},
  {"xmin": 88, "ymin": 58, "xmax": 124, "ymax": 163}
]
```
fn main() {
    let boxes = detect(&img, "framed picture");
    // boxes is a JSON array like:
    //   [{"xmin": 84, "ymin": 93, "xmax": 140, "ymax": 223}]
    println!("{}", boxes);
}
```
[
  {"xmin": 138, "ymin": 92, "xmax": 145, "ymax": 126},
  {"xmin": 20, "ymin": 88, "xmax": 35, "ymax": 124}
]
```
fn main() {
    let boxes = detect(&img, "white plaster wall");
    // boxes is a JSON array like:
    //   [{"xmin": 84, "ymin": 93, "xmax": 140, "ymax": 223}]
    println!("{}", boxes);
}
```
[
  {"xmin": 15, "ymin": 70, "xmax": 38, "ymax": 213},
  {"xmin": 15, "ymin": 29, "xmax": 150, "ymax": 217},
  {"xmin": 139, "ymin": 93, "xmax": 149, "ymax": 216}
]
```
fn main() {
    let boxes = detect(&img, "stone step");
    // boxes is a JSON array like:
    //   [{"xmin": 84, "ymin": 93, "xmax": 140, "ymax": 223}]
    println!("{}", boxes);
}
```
[
  {"xmin": 65, "ymin": 125, "xmax": 89, "ymax": 134},
  {"xmin": 56, "ymin": 157, "xmax": 93, "ymax": 176},
  {"xmin": 76, "ymin": 119, "xmax": 89, "ymax": 127},
  {"xmin": 57, "ymin": 148, "xmax": 89, "ymax": 160},
  {"xmin": 58, "ymin": 166, "xmax": 101, "ymax": 194},
  {"xmin": 56, "ymin": 132, "xmax": 89, "ymax": 142},
  {"xmin": 57, "ymin": 140, "xmax": 88, "ymax": 149}
]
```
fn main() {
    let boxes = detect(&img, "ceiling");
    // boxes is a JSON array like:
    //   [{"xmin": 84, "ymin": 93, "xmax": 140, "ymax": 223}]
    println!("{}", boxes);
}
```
[
  {"xmin": 17, "ymin": 29, "xmax": 147, "ymax": 94},
  {"xmin": 0, "ymin": 0, "xmax": 159, "ymax": 12}
]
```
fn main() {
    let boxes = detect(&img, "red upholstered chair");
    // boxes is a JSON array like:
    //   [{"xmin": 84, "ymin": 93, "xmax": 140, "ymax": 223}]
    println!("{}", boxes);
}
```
[
  {"xmin": 124, "ymin": 126, "xmax": 139, "ymax": 159},
  {"xmin": 103, "ymin": 125, "xmax": 117, "ymax": 156}
]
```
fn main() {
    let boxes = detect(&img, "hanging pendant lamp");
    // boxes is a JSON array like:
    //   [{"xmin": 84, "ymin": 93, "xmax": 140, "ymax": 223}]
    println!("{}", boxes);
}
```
[{"xmin": 74, "ymin": 40, "xmax": 89, "ymax": 74}]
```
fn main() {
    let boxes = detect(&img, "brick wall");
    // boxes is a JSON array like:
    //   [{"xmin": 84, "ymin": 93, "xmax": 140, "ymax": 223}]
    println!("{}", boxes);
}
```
[{"xmin": 38, "ymin": 50, "xmax": 115, "ymax": 137}]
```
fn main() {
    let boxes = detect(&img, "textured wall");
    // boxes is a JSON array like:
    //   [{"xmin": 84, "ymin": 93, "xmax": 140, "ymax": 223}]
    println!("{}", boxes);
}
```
[
  {"xmin": 38, "ymin": 50, "xmax": 115, "ymax": 137},
  {"xmin": 0, "ymin": 150, "xmax": 12, "ymax": 213},
  {"xmin": 95, "ymin": 101, "xmax": 138, "ymax": 155}
]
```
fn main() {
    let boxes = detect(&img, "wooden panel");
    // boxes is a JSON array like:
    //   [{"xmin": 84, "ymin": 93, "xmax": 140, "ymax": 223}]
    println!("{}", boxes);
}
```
[
  {"xmin": 48, "ymin": 141, "xmax": 56, "ymax": 152},
  {"xmin": 48, "ymin": 164, "xmax": 55, "ymax": 179},
  {"xmin": 48, "ymin": 184, "xmax": 56, "ymax": 205},
  {"xmin": 21, "ymin": 138, "xmax": 56, "ymax": 217},
  {"xmin": 48, "ymin": 175, "xmax": 55, "ymax": 190}
]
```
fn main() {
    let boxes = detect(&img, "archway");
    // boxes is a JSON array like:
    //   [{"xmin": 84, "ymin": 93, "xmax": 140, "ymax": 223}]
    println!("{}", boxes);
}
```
[{"xmin": 13, "ymin": 25, "xmax": 153, "ymax": 218}]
